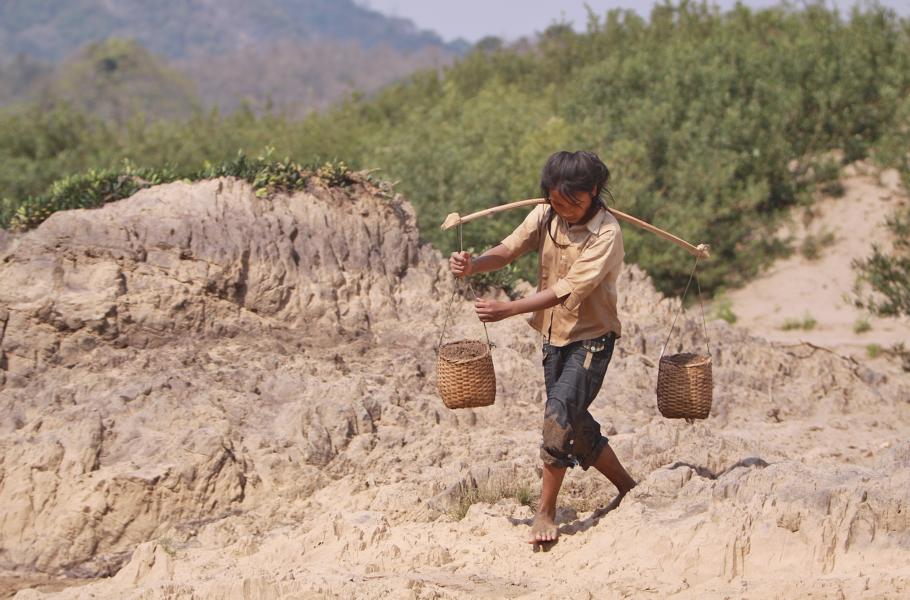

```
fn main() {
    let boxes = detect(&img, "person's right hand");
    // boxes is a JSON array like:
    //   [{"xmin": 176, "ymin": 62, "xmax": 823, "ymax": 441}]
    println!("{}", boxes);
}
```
[{"xmin": 449, "ymin": 251, "xmax": 472, "ymax": 278}]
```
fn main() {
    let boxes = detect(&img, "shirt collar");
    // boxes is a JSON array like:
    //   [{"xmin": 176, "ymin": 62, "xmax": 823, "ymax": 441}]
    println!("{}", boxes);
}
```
[
  {"xmin": 562, "ymin": 205, "xmax": 607, "ymax": 235},
  {"xmin": 550, "ymin": 205, "xmax": 608, "ymax": 241},
  {"xmin": 583, "ymin": 205, "xmax": 608, "ymax": 234}
]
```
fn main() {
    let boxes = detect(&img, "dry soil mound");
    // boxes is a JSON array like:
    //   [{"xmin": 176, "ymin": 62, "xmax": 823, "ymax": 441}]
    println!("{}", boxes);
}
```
[{"xmin": 1, "ymin": 175, "xmax": 907, "ymax": 599}]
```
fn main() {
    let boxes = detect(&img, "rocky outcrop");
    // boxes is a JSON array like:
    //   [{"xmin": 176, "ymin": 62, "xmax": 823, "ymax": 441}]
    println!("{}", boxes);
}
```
[
  {"xmin": 0, "ymin": 175, "xmax": 447, "ymax": 579},
  {"xmin": 1, "ymin": 175, "xmax": 908, "ymax": 598}
]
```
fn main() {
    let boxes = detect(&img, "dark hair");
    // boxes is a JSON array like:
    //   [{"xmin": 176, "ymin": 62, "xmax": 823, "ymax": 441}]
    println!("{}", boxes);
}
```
[{"xmin": 539, "ymin": 150, "xmax": 611, "ymax": 244}]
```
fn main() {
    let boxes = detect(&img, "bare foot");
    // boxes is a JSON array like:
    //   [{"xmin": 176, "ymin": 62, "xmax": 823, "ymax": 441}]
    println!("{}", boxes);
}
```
[{"xmin": 528, "ymin": 510, "xmax": 559, "ymax": 544}]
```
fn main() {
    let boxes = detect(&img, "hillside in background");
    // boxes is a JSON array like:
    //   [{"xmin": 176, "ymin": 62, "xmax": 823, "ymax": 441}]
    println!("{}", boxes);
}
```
[
  {"xmin": 0, "ymin": 54, "xmax": 51, "ymax": 106},
  {"xmin": 0, "ymin": 0, "xmax": 465, "ymax": 60},
  {"xmin": 0, "ymin": 0, "xmax": 463, "ymax": 117},
  {"xmin": 1, "ymin": 3, "xmax": 908, "ymax": 311},
  {"xmin": 175, "ymin": 39, "xmax": 453, "ymax": 117},
  {"xmin": 36, "ymin": 39, "xmax": 201, "ymax": 123}
]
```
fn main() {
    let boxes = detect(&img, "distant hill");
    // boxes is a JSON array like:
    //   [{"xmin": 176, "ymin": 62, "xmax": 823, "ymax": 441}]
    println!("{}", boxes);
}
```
[
  {"xmin": 0, "ymin": 54, "xmax": 51, "ymax": 106},
  {"xmin": 37, "ymin": 39, "xmax": 201, "ymax": 123},
  {"xmin": 0, "ymin": 0, "xmax": 465, "ymax": 60},
  {"xmin": 176, "ymin": 39, "xmax": 453, "ymax": 117},
  {"xmin": 0, "ymin": 0, "xmax": 466, "ymax": 118}
]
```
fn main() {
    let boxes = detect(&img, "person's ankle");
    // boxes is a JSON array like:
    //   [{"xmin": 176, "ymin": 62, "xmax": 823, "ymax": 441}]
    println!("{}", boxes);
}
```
[
  {"xmin": 617, "ymin": 481, "xmax": 636, "ymax": 495},
  {"xmin": 536, "ymin": 504, "xmax": 556, "ymax": 518}
]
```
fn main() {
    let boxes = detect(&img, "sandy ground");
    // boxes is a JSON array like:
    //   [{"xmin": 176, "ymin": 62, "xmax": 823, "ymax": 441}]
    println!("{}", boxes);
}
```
[
  {"xmin": 723, "ymin": 163, "xmax": 910, "ymax": 375},
  {"xmin": 0, "ymin": 175, "xmax": 907, "ymax": 599}
]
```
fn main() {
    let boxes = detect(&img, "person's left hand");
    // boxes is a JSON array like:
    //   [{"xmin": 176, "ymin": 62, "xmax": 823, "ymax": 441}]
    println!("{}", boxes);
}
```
[{"xmin": 475, "ymin": 298, "xmax": 512, "ymax": 322}]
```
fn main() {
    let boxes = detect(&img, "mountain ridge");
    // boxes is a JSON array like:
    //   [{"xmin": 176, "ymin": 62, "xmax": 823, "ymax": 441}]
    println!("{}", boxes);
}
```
[{"xmin": 0, "ymin": 0, "xmax": 466, "ymax": 60}]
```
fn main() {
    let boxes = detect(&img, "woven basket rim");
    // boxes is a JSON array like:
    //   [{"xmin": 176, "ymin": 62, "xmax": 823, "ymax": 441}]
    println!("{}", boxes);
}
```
[
  {"xmin": 437, "ymin": 339, "xmax": 491, "ymax": 364},
  {"xmin": 660, "ymin": 352, "xmax": 712, "ymax": 367}
]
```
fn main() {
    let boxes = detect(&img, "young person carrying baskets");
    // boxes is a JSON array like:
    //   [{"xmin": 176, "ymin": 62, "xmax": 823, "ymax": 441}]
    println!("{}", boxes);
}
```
[{"xmin": 449, "ymin": 150, "xmax": 636, "ymax": 544}]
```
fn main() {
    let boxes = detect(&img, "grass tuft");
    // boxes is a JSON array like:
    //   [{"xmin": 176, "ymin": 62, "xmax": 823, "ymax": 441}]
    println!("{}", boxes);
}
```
[
  {"xmin": 710, "ymin": 294, "xmax": 738, "ymax": 324},
  {"xmin": 449, "ymin": 477, "xmax": 536, "ymax": 521},
  {"xmin": 853, "ymin": 316, "xmax": 872, "ymax": 334},
  {"xmin": 781, "ymin": 313, "xmax": 817, "ymax": 331}
]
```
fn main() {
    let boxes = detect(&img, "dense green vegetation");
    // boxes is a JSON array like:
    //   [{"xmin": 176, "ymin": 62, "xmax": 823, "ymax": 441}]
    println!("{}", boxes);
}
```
[
  {"xmin": 0, "ymin": 152, "xmax": 355, "ymax": 231},
  {"xmin": 1, "ymin": 2, "xmax": 909, "ymax": 299}
]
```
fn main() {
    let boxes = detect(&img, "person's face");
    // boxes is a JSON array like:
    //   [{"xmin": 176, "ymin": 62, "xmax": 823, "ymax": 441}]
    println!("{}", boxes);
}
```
[{"xmin": 548, "ymin": 187, "xmax": 596, "ymax": 225}]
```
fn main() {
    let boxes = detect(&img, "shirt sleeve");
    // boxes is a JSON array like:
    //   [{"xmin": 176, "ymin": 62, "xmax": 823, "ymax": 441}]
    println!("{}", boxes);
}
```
[
  {"xmin": 551, "ymin": 224, "xmax": 624, "ymax": 311},
  {"xmin": 499, "ymin": 205, "xmax": 543, "ymax": 261}
]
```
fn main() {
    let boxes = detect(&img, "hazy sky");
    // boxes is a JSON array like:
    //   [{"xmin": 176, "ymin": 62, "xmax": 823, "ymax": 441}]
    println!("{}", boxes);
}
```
[{"xmin": 357, "ymin": 1, "xmax": 909, "ymax": 42}]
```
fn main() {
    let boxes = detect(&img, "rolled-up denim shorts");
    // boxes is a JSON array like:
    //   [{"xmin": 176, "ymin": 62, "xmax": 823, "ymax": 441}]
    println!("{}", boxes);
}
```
[{"xmin": 540, "ymin": 332, "xmax": 616, "ymax": 470}]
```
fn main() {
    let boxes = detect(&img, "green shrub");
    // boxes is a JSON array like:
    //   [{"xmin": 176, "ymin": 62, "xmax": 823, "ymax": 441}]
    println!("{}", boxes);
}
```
[
  {"xmin": 820, "ymin": 180, "xmax": 846, "ymax": 197},
  {"xmin": 853, "ymin": 316, "xmax": 871, "ymax": 334},
  {"xmin": 6, "ymin": 161, "xmax": 175, "ymax": 230},
  {"xmin": 195, "ymin": 148, "xmax": 313, "ymax": 196},
  {"xmin": 853, "ymin": 203, "xmax": 910, "ymax": 317},
  {"xmin": 314, "ymin": 160, "xmax": 353, "ymax": 188},
  {"xmin": 800, "ymin": 230, "xmax": 836, "ymax": 260},
  {"xmin": 710, "ymin": 294, "xmax": 738, "ymax": 324},
  {"xmin": 812, "ymin": 159, "xmax": 841, "ymax": 184},
  {"xmin": 866, "ymin": 343, "xmax": 881, "ymax": 358},
  {"xmin": 781, "ymin": 313, "xmax": 817, "ymax": 331},
  {"xmin": 2, "ymin": 151, "xmax": 359, "ymax": 231}
]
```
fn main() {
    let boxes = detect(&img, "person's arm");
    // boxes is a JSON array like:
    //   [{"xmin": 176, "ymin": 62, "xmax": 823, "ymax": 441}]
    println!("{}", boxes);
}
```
[
  {"xmin": 475, "ymin": 288, "xmax": 565, "ymax": 322},
  {"xmin": 450, "ymin": 242, "xmax": 566, "ymax": 322},
  {"xmin": 449, "ymin": 243, "xmax": 512, "ymax": 278},
  {"xmin": 450, "ymin": 206, "xmax": 543, "ymax": 278}
]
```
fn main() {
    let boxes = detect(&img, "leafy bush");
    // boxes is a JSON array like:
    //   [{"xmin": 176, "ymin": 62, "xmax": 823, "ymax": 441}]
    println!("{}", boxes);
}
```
[
  {"xmin": 799, "ymin": 230, "xmax": 836, "ymax": 260},
  {"xmin": 5, "ymin": 161, "xmax": 174, "ymax": 230},
  {"xmin": 853, "ymin": 203, "xmax": 910, "ymax": 317},
  {"xmin": 1, "ymin": 151, "xmax": 356, "ymax": 231},
  {"xmin": 314, "ymin": 160, "xmax": 353, "ymax": 188}
]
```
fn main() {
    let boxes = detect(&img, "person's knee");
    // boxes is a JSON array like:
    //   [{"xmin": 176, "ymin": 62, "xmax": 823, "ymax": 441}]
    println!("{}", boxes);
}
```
[{"xmin": 540, "ymin": 444, "xmax": 576, "ymax": 469}]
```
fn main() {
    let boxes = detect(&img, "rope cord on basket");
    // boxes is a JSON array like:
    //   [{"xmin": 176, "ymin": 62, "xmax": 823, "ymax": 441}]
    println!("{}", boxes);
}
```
[
  {"xmin": 659, "ymin": 257, "xmax": 712, "ymax": 359},
  {"xmin": 435, "ymin": 222, "xmax": 491, "ymax": 352}
]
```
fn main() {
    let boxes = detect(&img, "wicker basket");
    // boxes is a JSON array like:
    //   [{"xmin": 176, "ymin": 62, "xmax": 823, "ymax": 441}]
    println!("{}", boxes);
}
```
[
  {"xmin": 656, "ymin": 353, "xmax": 713, "ymax": 419},
  {"xmin": 436, "ymin": 339, "xmax": 496, "ymax": 409}
]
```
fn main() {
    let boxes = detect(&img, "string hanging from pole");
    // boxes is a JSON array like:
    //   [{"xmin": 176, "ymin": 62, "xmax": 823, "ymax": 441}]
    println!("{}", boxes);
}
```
[{"xmin": 436, "ymin": 221, "xmax": 491, "ymax": 351}]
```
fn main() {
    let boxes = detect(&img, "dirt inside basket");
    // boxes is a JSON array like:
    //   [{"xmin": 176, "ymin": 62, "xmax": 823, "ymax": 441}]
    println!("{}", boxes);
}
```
[{"xmin": 438, "ymin": 341, "xmax": 488, "ymax": 362}]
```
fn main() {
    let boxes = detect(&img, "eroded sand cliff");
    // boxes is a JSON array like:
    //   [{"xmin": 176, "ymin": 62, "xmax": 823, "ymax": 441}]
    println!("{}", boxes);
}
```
[{"xmin": 1, "ymin": 174, "xmax": 907, "ymax": 599}]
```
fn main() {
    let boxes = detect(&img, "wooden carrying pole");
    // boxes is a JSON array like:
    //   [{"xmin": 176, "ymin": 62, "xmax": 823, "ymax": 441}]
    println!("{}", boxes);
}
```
[{"xmin": 441, "ymin": 198, "xmax": 711, "ymax": 259}]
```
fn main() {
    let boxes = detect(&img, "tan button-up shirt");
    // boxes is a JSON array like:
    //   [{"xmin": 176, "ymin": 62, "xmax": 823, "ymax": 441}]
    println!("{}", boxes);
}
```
[{"xmin": 499, "ymin": 204, "xmax": 624, "ymax": 345}]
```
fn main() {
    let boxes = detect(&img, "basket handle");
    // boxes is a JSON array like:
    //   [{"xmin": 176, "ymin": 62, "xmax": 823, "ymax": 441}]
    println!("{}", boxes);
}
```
[
  {"xmin": 659, "ymin": 257, "xmax": 712, "ymax": 360},
  {"xmin": 436, "ymin": 222, "xmax": 492, "ymax": 352}
]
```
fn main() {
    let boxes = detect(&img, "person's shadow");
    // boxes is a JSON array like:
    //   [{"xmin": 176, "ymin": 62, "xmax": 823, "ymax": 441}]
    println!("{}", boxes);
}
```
[{"xmin": 508, "ymin": 493, "xmax": 627, "ymax": 551}]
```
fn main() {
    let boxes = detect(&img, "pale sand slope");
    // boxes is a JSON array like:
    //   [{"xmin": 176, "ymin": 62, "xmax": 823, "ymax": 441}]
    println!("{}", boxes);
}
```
[
  {"xmin": 724, "ymin": 162, "xmax": 910, "ymax": 374},
  {"xmin": 1, "ymin": 176, "xmax": 908, "ymax": 599}
]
